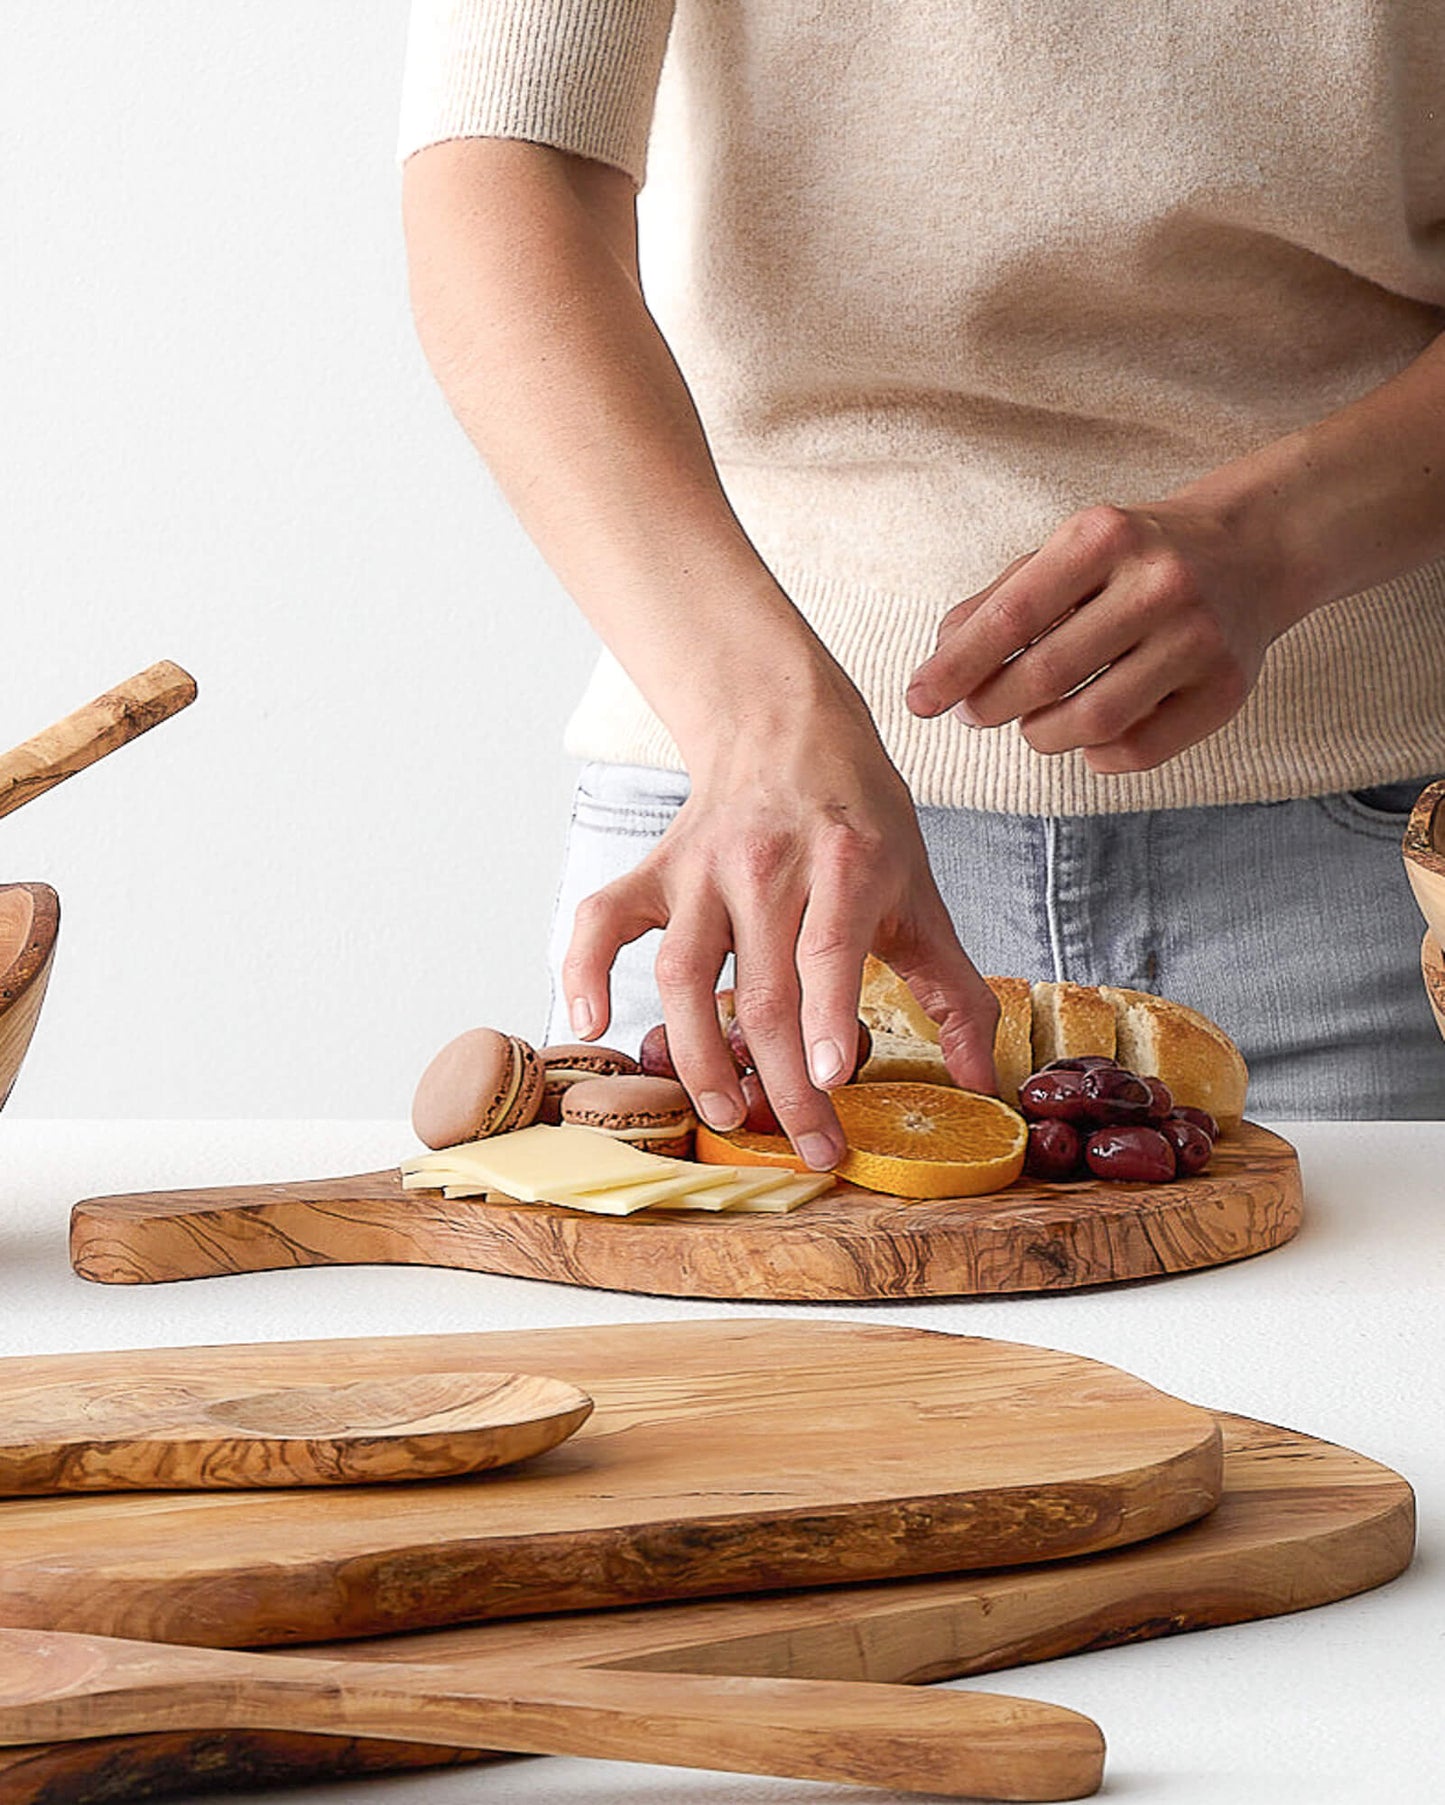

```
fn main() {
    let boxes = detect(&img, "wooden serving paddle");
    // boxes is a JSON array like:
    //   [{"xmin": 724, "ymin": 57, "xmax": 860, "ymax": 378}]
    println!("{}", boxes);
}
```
[
  {"xmin": 0, "ymin": 661, "xmax": 197, "ymax": 824},
  {"xmin": 0, "ymin": 1627, "xmax": 1104, "ymax": 1802},
  {"xmin": 0, "ymin": 1369, "xmax": 593, "ymax": 1494}
]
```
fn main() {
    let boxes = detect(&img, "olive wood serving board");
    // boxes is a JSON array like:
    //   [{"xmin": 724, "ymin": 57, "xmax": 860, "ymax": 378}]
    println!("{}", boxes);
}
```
[
  {"xmin": 0, "ymin": 1321, "xmax": 1221, "ymax": 1647},
  {"xmin": 0, "ymin": 1369, "xmax": 593, "ymax": 1495},
  {"xmin": 0, "ymin": 1414, "xmax": 1413, "ymax": 1805},
  {"xmin": 70, "ymin": 1120, "xmax": 1302, "ymax": 1300},
  {"xmin": 0, "ymin": 1634, "xmax": 1102, "ymax": 1804}
]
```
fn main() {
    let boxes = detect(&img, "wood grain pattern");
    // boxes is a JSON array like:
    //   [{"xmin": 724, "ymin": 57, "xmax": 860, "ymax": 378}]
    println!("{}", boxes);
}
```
[
  {"xmin": 0, "ymin": 885, "xmax": 58, "ymax": 1113},
  {"xmin": 0, "ymin": 1370, "xmax": 593, "ymax": 1495},
  {"xmin": 0, "ymin": 661, "xmax": 196, "ymax": 825},
  {"xmin": 70, "ymin": 1121, "xmax": 1303, "ymax": 1301},
  {"xmin": 0, "ymin": 1322, "xmax": 1221, "ymax": 1647},
  {"xmin": 0, "ymin": 1633, "xmax": 1104, "ymax": 1804},
  {"xmin": 1404, "ymin": 776, "xmax": 1445, "ymax": 945},
  {"xmin": 0, "ymin": 1414, "xmax": 1414, "ymax": 1805}
]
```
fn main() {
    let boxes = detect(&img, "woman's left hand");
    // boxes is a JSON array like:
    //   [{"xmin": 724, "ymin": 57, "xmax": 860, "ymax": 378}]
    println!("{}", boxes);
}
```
[{"xmin": 905, "ymin": 497, "xmax": 1314, "ymax": 773}]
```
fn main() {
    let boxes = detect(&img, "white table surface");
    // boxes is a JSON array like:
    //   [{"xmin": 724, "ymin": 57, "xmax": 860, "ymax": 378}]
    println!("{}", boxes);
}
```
[{"xmin": 1, "ymin": 1118, "xmax": 1441, "ymax": 1805}]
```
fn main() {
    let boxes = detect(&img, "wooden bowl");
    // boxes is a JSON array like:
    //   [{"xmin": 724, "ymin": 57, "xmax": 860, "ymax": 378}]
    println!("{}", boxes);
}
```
[
  {"xmin": 1422, "ymin": 932, "xmax": 1445, "ymax": 1042},
  {"xmin": 0, "ymin": 884, "xmax": 59, "ymax": 1110},
  {"xmin": 1403, "ymin": 778, "xmax": 1445, "ymax": 946}
]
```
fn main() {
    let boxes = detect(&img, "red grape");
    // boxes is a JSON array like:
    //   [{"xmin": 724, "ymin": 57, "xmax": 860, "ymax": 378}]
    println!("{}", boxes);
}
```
[
  {"xmin": 639, "ymin": 1023, "xmax": 677, "ymax": 1080},
  {"xmin": 1084, "ymin": 1125, "xmax": 1177, "ymax": 1183},
  {"xmin": 740, "ymin": 1071, "xmax": 781, "ymax": 1134}
]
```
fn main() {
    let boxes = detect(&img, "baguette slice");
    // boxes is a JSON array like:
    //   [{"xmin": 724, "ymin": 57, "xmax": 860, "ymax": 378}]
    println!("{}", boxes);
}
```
[
  {"xmin": 1030, "ymin": 981, "xmax": 1116, "ymax": 1069},
  {"xmin": 988, "ymin": 976, "xmax": 1033, "ymax": 1107},
  {"xmin": 1099, "ymin": 985, "xmax": 1248, "ymax": 1134},
  {"xmin": 857, "ymin": 957, "xmax": 1031, "ymax": 1103}
]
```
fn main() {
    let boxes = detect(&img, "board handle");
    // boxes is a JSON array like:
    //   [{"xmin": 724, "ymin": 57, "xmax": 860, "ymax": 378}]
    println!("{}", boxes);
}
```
[
  {"xmin": 0, "ymin": 1629, "xmax": 1104, "ymax": 1801},
  {"xmin": 0, "ymin": 660, "xmax": 197, "ymax": 823}
]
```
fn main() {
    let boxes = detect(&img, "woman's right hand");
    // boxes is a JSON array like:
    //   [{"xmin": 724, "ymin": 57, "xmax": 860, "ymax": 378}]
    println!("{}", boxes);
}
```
[{"xmin": 562, "ymin": 689, "xmax": 1000, "ymax": 1170}]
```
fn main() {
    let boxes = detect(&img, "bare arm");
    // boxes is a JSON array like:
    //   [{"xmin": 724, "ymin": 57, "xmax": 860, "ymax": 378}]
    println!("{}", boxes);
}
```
[{"xmin": 404, "ymin": 140, "xmax": 999, "ymax": 1164}]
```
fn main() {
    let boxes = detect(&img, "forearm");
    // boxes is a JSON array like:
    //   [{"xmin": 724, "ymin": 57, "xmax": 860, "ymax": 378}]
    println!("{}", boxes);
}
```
[
  {"xmin": 1173, "ymin": 331, "xmax": 1445, "ymax": 628},
  {"xmin": 402, "ymin": 139, "xmax": 872, "ymax": 771}
]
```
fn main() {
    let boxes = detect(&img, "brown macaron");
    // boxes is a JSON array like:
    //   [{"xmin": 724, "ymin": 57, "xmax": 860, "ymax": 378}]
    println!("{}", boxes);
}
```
[
  {"xmin": 560, "ymin": 1074, "xmax": 698, "ymax": 1159},
  {"xmin": 536, "ymin": 1042, "xmax": 642, "ymax": 1124},
  {"xmin": 411, "ymin": 1028, "xmax": 544, "ymax": 1150}
]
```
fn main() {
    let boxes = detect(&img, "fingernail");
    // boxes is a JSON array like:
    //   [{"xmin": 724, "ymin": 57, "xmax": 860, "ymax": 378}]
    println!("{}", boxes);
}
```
[
  {"xmin": 796, "ymin": 1131, "xmax": 842, "ymax": 1171},
  {"xmin": 906, "ymin": 683, "xmax": 935, "ymax": 716},
  {"xmin": 952, "ymin": 699, "xmax": 983, "ymax": 726},
  {"xmin": 809, "ymin": 1038, "xmax": 845, "ymax": 1086},
  {"xmin": 568, "ymin": 996, "xmax": 594, "ymax": 1037},
  {"xmin": 698, "ymin": 1090, "xmax": 744, "ymax": 1131}
]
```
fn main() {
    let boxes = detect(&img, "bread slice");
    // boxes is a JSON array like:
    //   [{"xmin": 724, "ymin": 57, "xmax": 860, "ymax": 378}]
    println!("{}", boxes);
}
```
[
  {"xmin": 1099, "ymin": 986, "xmax": 1248, "ymax": 1134},
  {"xmin": 857, "ymin": 956, "xmax": 1032, "ymax": 1102},
  {"xmin": 1030, "ymin": 981, "xmax": 1116, "ymax": 1068},
  {"xmin": 988, "ymin": 976, "xmax": 1033, "ymax": 1106}
]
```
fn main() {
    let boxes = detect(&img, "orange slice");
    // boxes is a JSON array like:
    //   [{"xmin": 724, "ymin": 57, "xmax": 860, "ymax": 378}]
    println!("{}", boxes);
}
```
[
  {"xmin": 830, "ymin": 1082, "xmax": 1027, "ymax": 1198},
  {"xmin": 694, "ymin": 1123, "xmax": 809, "ymax": 1172}
]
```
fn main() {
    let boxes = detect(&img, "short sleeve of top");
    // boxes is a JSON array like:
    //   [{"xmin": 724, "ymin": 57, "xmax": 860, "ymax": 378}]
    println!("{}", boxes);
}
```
[{"xmin": 397, "ymin": 0, "xmax": 676, "ymax": 186}]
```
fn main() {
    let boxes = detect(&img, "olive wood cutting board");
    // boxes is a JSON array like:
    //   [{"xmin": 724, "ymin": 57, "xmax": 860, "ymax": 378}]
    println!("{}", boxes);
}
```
[
  {"xmin": 0, "ymin": 1414, "xmax": 1413, "ymax": 1805},
  {"xmin": 0, "ymin": 1321, "xmax": 1221, "ymax": 1647},
  {"xmin": 70, "ymin": 1120, "xmax": 1301, "ymax": 1300}
]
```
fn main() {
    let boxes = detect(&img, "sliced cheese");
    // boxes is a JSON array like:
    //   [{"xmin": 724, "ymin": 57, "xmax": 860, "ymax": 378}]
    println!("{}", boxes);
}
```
[
  {"xmin": 401, "ymin": 1123, "xmax": 682, "ymax": 1202},
  {"xmin": 654, "ymin": 1169, "xmax": 796, "ymax": 1211},
  {"xmin": 725, "ymin": 1172, "xmax": 837, "ymax": 1213},
  {"xmin": 561, "ymin": 1169, "xmax": 723, "ymax": 1212}
]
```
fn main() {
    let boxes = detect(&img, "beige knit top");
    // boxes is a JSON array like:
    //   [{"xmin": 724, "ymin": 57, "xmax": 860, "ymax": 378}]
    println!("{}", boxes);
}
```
[{"xmin": 400, "ymin": 0, "xmax": 1445, "ymax": 814}]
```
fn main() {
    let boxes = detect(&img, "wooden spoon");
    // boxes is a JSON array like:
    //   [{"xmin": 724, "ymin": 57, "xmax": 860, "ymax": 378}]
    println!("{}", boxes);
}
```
[
  {"xmin": 0, "ymin": 1626, "xmax": 1105, "ymax": 1801},
  {"xmin": 0, "ymin": 1370, "xmax": 594, "ymax": 1493},
  {"xmin": 0, "ymin": 662, "xmax": 196, "ymax": 1109},
  {"xmin": 0, "ymin": 660, "xmax": 197, "ymax": 823}
]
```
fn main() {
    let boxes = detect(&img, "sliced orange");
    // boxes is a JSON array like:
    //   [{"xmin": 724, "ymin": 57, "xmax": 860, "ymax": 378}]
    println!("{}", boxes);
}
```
[
  {"xmin": 694, "ymin": 1122, "xmax": 809, "ymax": 1172},
  {"xmin": 830, "ymin": 1082, "xmax": 1027, "ymax": 1198}
]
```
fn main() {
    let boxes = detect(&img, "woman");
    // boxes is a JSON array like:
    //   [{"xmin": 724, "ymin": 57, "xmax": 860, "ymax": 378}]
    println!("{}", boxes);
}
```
[{"xmin": 399, "ymin": 1, "xmax": 1445, "ymax": 1161}]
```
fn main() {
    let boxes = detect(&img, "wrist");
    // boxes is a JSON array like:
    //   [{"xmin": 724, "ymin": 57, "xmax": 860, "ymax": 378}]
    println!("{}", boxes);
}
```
[{"xmin": 1171, "ymin": 437, "xmax": 1337, "ymax": 634}]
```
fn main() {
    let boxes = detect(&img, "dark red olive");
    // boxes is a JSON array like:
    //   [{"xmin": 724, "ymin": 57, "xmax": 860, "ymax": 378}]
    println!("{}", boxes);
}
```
[
  {"xmin": 1142, "ymin": 1076, "xmax": 1174, "ymax": 1124},
  {"xmin": 1169, "ymin": 1105, "xmax": 1220, "ymax": 1143},
  {"xmin": 1024, "ymin": 1118, "xmax": 1085, "ymax": 1180},
  {"xmin": 1041, "ymin": 1055, "xmax": 1119, "ymax": 1073},
  {"xmin": 1017, "ymin": 1068, "xmax": 1093, "ymax": 1125},
  {"xmin": 739, "ymin": 1071, "xmax": 781, "ymax": 1134},
  {"xmin": 852, "ymin": 1019, "xmax": 874, "ymax": 1078},
  {"xmin": 1084, "ymin": 1125, "xmax": 1177, "ymax": 1183},
  {"xmin": 724, "ymin": 1015, "xmax": 754, "ymax": 1073},
  {"xmin": 639, "ymin": 1023, "xmax": 677, "ymax": 1080},
  {"xmin": 1080, "ymin": 1065, "xmax": 1152, "ymax": 1126},
  {"xmin": 1160, "ymin": 1118, "xmax": 1213, "ymax": 1175}
]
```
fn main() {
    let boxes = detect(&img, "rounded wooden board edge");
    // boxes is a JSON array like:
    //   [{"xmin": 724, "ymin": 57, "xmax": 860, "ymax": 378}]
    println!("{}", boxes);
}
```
[
  {"xmin": 0, "ymin": 1412, "xmax": 1412, "ymax": 1805},
  {"xmin": 69, "ymin": 1122, "xmax": 1302, "ymax": 1301}
]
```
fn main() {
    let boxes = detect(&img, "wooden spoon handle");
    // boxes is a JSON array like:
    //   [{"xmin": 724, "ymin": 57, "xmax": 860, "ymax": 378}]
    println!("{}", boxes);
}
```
[
  {"xmin": 0, "ymin": 1629, "xmax": 1103, "ymax": 1800},
  {"xmin": 0, "ymin": 660, "xmax": 197, "ymax": 823}
]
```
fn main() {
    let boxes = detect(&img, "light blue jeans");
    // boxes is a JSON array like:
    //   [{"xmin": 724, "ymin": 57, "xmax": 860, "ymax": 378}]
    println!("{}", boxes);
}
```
[{"xmin": 544, "ymin": 762, "xmax": 1445, "ymax": 1120}]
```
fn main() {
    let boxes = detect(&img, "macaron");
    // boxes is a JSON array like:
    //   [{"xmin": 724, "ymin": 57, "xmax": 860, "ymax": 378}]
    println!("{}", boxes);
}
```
[
  {"xmin": 412, "ymin": 1027, "xmax": 544, "ymax": 1150},
  {"xmin": 560, "ymin": 1074, "xmax": 698, "ymax": 1159},
  {"xmin": 537, "ymin": 1043, "xmax": 642, "ymax": 1124}
]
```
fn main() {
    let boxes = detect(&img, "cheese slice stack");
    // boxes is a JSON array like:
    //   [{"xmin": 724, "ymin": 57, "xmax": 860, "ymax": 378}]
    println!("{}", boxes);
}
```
[{"xmin": 400, "ymin": 1123, "xmax": 834, "ymax": 1216}]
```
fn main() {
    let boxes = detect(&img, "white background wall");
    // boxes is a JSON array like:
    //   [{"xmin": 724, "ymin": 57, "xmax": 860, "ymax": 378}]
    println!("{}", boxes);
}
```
[{"xmin": 0, "ymin": 3, "xmax": 604, "ymax": 1116}]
